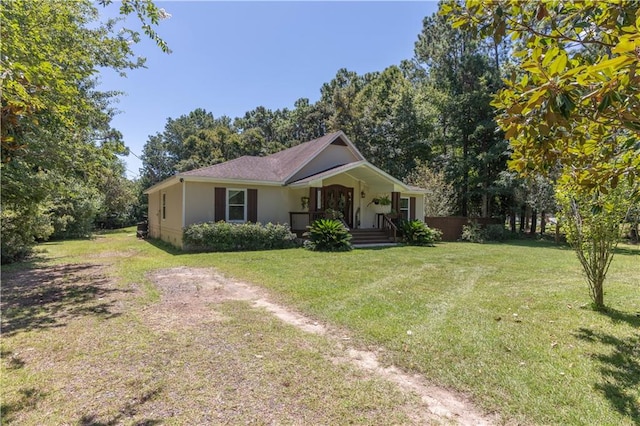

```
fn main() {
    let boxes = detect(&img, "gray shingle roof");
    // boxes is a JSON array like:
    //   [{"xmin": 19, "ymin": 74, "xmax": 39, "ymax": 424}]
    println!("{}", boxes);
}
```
[{"xmin": 179, "ymin": 131, "xmax": 345, "ymax": 182}]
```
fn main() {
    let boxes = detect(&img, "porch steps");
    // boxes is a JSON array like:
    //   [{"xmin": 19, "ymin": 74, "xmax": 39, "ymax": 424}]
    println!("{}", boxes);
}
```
[{"xmin": 349, "ymin": 229, "xmax": 396, "ymax": 246}]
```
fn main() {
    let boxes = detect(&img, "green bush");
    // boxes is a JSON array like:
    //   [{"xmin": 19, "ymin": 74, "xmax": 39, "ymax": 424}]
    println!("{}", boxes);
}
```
[
  {"xmin": 1, "ymin": 206, "xmax": 54, "ymax": 264},
  {"xmin": 183, "ymin": 221, "xmax": 299, "ymax": 252},
  {"xmin": 461, "ymin": 221, "xmax": 486, "ymax": 243},
  {"xmin": 484, "ymin": 224, "xmax": 509, "ymax": 241},
  {"xmin": 303, "ymin": 219, "xmax": 352, "ymax": 252},
  {"xmin": 462, "ymin": 222, "xmax": 512, "ymax": 243},
  {"xmin": 401, "ymin": 220, "xmax": 442, "ymax": 246}
]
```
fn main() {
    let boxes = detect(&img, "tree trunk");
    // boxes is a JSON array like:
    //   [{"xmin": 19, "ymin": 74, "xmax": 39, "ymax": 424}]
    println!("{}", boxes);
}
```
[
  {"xmin": 481, "ymin": 190, "xmax": 488, "ymax": 218},
  {"xmin": 530, "ymin": 209, "xmax": 537, "ymax": 234},
  {"xmin": 461, "ymin": 134, "xmax": 469, "ymax": 217},
  {"xmin": 593, "ymin": 279, "xmax": 605, "ymax": 310},
  {"xmin": 519, "ymin": 205, "xmax": 526, "ymax": 233},
  {"xmin": 510, "ymin": 209, "xmax": 516, "ymax": 233},
  {"xmin": 540, "ymin": 211, "xmax": 546, "ymax": 234}
]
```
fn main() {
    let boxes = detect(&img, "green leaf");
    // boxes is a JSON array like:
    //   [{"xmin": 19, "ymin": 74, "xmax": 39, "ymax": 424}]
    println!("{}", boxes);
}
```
[{"xmin": 549, "ymin": 51, "xmax": 568, "ymax": 75}]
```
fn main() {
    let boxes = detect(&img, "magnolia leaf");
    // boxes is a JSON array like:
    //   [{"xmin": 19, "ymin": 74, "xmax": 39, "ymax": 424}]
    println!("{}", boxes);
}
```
[
  {"xmin": 612, "ymin": 39, "xmax": 636, "ymax": 54},
  {"xmin": 550, "ymin": 52, "xmax": 568, "ymax": 75},
  {"xmin": 591, "ymin": 55, "xmax": 632, "ymax": 72}
]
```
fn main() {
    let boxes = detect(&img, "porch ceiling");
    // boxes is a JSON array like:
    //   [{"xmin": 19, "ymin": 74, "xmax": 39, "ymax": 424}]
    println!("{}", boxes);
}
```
[
  {"xmin": 343, "ymin": 165, "xmax": 398, "ymax": 188},
  {"xmin": 288, "ymin": 161, "xmax": 408, "ymax": 191}
]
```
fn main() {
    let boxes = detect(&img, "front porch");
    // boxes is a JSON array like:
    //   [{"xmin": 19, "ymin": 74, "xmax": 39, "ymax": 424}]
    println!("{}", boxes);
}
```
[{"xmin": 289, "ymin": 210, "xmax": 400, "ymax": 244}]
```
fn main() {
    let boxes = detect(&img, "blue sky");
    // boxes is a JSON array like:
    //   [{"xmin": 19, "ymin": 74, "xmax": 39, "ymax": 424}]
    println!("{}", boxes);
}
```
[{"xmin": 98, "ymin": 1, "xmax": 440, "ymax": 178}]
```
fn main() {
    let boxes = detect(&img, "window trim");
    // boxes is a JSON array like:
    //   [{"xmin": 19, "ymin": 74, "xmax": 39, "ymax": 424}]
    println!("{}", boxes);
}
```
[
  {"xmin": 162, "ymin": 193, "xmax": 167, "ymax": 220},
  {"xmin": 226, "ymin": 188, "xmax": 247, "ymax": 223},
  {"xmin": 400, "ymin": 196, "xmax": 410, "ymax": 221}
]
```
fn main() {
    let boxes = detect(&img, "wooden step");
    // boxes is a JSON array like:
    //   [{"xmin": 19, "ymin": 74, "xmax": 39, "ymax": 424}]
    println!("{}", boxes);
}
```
[{"xmin": 349, "ymin": 229, "xmax": 395, "ymax": 245}]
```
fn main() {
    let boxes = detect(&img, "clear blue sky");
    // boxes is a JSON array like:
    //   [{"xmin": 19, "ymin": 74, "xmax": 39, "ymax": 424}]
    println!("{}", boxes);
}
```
[{"xmin": 98, "ymin": 1, "xmax": 440, "ymax": 179}]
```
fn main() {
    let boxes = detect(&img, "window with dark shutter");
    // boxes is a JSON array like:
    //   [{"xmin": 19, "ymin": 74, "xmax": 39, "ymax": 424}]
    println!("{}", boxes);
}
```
[
  {"xmin": 227, "ymin": 189, "xmax": 246, "ymax": 222},
  {"xmin": 400, "ymin": 197, "xmax": 410, "ymax": 220}
]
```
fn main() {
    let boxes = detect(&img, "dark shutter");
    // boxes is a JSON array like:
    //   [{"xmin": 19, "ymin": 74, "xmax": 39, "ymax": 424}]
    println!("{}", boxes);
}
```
[
  {"xmin": 247, "ymin": 189, "xmax": 258, "ymax": 223},
  {"xmin": 410, "ymin": 197, "xmax": 416, "ymax": 220},
  {"xmin": 214, "ymin": 187, "xmax": 226, "ymax": 222},
  {"xmin": 308, "ymin": 187, "xmax": 317, "ymax": 212},
  {"xmin": 391, "ymin": 192, "xmax": 400, "ymax": 214}
]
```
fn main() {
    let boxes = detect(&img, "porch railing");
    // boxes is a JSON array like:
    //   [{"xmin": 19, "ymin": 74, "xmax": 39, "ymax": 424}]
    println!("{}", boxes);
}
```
[
  {"xmin": 381, "ymin": 214, "xmax": 398, "ymax": 241},
  {"xmin": 289, "ymin": 211, "xmax": 325, "ymax": 232}
]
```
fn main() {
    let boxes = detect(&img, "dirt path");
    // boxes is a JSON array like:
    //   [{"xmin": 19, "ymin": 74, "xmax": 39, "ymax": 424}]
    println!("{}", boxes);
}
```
[{"xmin": 148, "ymin": 267, "xmax": 496, "ymax": 426}]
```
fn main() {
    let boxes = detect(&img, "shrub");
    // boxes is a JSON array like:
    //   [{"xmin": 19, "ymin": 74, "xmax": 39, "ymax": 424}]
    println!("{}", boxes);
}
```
[
  {"xmin": 183, "ymin": 221, "xmax": 298, "ymax": 252},
  {"xmin": 1, "ymin": 206, "xmax": 53, "ymax": 264},
  {"xmin": 461, "ymin": 221, "xmax": 486, "ymax": 243},
  {"xmin": 303, "ymin": 219, "xmax": 352, "ymax": 252},
  {"xmin": 401, "ymin": 220, "xmax": 442, "ymax": 246},
  {"xmin": 462, "ymin": 222, "xmax": 512, "ymax": 243},
  {"xmin": 484, "ymin": 224, "xmax": 509, "ymax": 241}
]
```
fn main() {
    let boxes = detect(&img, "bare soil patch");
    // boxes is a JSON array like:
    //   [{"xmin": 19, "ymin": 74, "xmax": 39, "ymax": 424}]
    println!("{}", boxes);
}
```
[{"xmin": 147, "ymin": 267, "xmax": 495, "ymax": 425}]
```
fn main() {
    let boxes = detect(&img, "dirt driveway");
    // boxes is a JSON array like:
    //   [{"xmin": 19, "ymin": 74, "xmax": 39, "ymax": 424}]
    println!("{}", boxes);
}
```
[
  {"xmin": 2, "ymin": 263, "xmax": 494, "ymax": 425},
  {"xmin": 147, "ymin": 267, "xmax": 494, "ymax": 425}
]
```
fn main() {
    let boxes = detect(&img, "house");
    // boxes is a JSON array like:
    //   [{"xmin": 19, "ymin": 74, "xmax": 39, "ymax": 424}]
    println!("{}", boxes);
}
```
[{"xmin": 144, "ymin": 131, "xmax": 426, "ymax": 247}]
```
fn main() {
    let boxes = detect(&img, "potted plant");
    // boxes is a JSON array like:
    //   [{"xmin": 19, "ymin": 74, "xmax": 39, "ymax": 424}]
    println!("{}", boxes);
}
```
[
  {"xmin": 371, "ymin": 194, "xmax": 392, "ymax": 214},
  {"xmin": 300, "ymin": 196, "xmax": 310, "ymax": 211}
]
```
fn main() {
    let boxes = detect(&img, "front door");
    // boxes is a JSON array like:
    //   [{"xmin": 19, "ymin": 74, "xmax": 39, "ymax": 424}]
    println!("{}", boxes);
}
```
[{"xmin": 322, "ymin": 185, "xmax": 354, "ymax": 228}]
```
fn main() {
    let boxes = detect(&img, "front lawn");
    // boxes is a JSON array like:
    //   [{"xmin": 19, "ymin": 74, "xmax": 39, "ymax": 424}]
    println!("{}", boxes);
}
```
[
  {"xmin": 2, "ymin": 229, "xmax": 638, "ymax": 424},
  {"xmin": 197, "ymin": 239, "xmax": 640, "ymax": 425}
]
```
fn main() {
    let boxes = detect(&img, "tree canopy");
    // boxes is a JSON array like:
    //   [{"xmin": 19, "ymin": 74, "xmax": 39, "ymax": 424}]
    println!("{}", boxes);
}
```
[
  {"xmin": 443, "ymin": 0, "xmax": 640, "ymax": 309},
  {"xmin": 443, "ymin": 0, "xmax": 640, "ymax": 195},
  {"xmin": 1, "ymin": 0, "xmax": 168, "ymax": 263}
]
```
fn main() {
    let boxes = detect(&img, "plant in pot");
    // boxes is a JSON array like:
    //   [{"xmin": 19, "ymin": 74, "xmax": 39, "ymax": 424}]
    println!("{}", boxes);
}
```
[
  {"xmin": 371, "ymin": 194, "xmax": 392, "ymax": 214},
  {"xmin": 300, "ymin": 196, "xmax": 310, "ymax": 211}
]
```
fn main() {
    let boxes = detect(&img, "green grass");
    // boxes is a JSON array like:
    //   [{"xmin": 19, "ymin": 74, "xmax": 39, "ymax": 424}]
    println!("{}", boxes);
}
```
[{"xmin": 2, "ymin": 228, "xmax": 639, "ymax": 424}]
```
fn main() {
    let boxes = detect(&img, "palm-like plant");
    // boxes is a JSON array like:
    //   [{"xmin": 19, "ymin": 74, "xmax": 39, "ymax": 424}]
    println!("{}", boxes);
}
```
[{"xmin": 303, "ymin": 219, "xmax": 352, "ymax": 252}]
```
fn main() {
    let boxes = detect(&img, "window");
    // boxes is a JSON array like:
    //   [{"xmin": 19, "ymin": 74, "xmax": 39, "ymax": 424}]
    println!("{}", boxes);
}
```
[
  {"xmin": 162, "ymin": 193, "xmax": 166, "ymax": 220},
  {"xmin": 227, "ymin": 189, "xmax": 246, "ymax": 222},
  {"xmin": 400, "ymin": 197, "xmax": 410, "ymax": 221}
]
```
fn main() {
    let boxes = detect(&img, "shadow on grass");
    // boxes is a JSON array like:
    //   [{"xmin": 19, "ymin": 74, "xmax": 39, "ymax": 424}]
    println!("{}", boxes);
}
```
[
  {"xmin": 613, "ymin": 245, "xmax": 640, "ymax": 256},
  {"xmin": 574, "ymin": 321, "xmax": 640, "ymax": 425},
  {"xmin": 481, "ymin": 238, "xmax": 571, "ymax": 250},
  {"xmin": 78, "ymin": 387, "xmax": 163, "ymax": 426},
  {"xmin": 0, "ymin": 388, "xmax": 46, "ymax": 424},
  {"xmin": 353, "ymin": 244, "xmax": 410, "ymax": 251},
  {"xmin": 1, "ymin": 263, "xmax": 130, "ymax": 337},
  {"xmin": 144, "ymin": 238, "xmax": 187, "ymax": 256}
]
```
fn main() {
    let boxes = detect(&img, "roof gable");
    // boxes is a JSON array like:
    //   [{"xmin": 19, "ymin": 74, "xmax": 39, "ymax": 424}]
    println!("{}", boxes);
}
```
[
  {"xmin": 284, "ymin": 133, "xmax": 364, "ymax": 184},
  {"xmin": 172, "ymin": 130, "xmax": 365, "ymax": 184}
]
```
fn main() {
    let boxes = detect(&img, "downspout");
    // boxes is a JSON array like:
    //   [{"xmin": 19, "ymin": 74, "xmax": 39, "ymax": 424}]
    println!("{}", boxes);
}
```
[
  {"xmin": 158, "ymin": 192, "xmax": 162, "ymax": 240},
  {"xmin": 181, "ymin": 178, "xmax": 186, "ymax": 249},
  {"xmin": 181, "ymin": 178, "xmax": 186, "ymax": 229}
]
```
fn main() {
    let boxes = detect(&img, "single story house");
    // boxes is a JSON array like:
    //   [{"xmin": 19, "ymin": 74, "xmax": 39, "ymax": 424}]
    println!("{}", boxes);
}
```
[{"xmin": 144, "ymin": 131, "xmax": 426, "ymax": 248}]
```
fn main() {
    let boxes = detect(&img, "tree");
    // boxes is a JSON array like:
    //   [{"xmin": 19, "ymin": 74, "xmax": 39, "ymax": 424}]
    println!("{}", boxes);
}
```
[
  {"xmin": 414, "ymin": 9, "xmax": 508, "ymax": 216},
  {"xmin": 406, "ymin": 161, "xmax": 457, "ymax": 217},
  {"xmin": 445, "ymin": 0, "xmax": 640, "ymax": 309},
  {"xmin": 444, "ymin": 0, "xmax": 639, "ymax": 193},
  {"xmin": 1, "ymin": 0, "xmax": 168, "ymax": 263},
  {"xmin": 352, "ymin": 66, "xmax": 428, "ymax": 178},
  {"xmin": 557, "ymin": 185, "xmax": 633, "ymax": 309},
  {"xmin": 320, "ymin": 68, "xmax": 366, "ymax": 138}
]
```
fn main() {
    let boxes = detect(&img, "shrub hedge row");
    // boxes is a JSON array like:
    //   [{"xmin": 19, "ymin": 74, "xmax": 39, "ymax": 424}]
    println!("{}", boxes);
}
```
[{"xmin": 183, "ymin": 221, "xmax": 299, "ymax": 252}]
